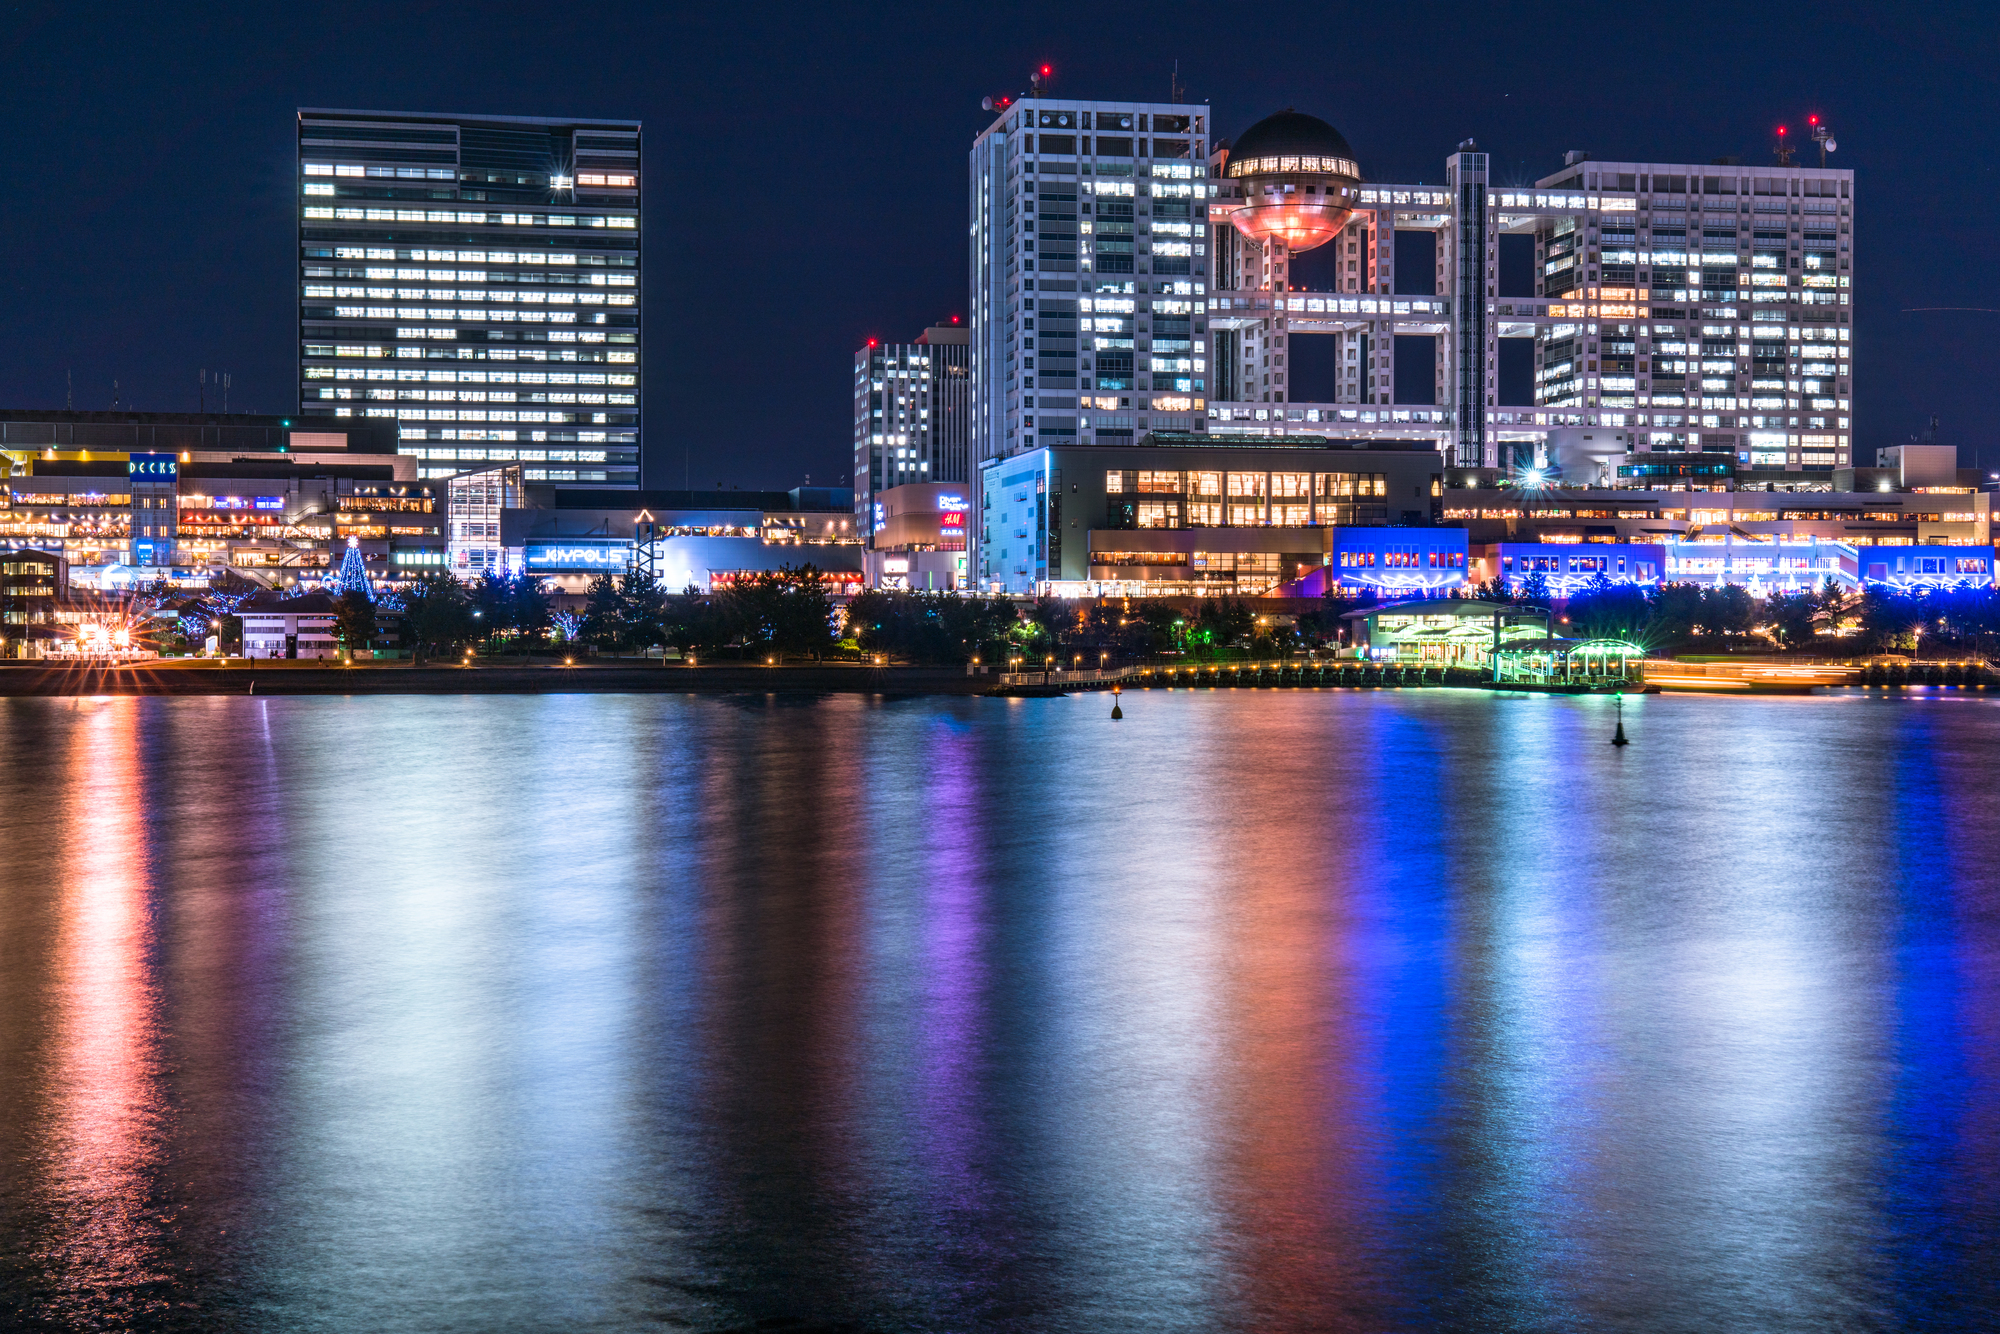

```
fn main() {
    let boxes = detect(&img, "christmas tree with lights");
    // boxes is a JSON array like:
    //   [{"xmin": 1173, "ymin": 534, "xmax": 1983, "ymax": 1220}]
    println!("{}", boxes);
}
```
[{"xmin": 324, "ymin": 536, "xmax": 373, "ymax": 601}]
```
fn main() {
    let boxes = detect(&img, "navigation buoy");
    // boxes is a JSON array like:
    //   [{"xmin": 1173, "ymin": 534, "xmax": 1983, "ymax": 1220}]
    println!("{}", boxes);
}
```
[
  {"xmin": 1111, "ymin": 684, "xmax": 1124, "ymax": 720},
  {"xmin": 1611, "ymin": 695, "xmax": 1629, "ymax": 746}
]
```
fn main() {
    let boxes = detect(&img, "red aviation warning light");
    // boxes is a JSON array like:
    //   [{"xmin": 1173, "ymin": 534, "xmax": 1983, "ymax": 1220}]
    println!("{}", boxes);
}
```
[{"xmin": 1775, "ymin": 124, "xmax": 1797, "ymax": 165}]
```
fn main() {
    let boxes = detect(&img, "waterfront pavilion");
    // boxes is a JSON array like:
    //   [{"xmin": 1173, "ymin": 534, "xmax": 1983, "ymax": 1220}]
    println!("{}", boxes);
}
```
[
  {"xmin": 1342, "ymin": 598, "xmax": 1552, "ymax": 666},
  {"xmin": 1493, "ymin": 637, "xmax": 1647, "ymax": 686}
]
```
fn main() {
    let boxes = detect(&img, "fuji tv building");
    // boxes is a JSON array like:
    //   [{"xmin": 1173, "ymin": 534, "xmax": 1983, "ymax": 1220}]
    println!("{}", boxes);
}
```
[
  {"xmin": 971, "ymin": 95, "xmax": 1865, "ymax": 596},
  {"xmin": 973, "ymin": 99, "xmax": 1854, "ymax": 479}
]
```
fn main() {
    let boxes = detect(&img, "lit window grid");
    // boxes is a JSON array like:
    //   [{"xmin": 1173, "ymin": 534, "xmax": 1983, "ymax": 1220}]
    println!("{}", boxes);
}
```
[
  {"xmin": 300, "ymin": 218, "xmax": 640, "ymax": 484},
  {"xmin": 299, "ymin": 114, "xmax": 641, "ymax": 486},
  {"xmin": 1193, "ymin": 153, "xmax": 1854, "ymax": 472},
  {"xmin": 968, "ymin": 94, "xmax": 1216, "ymax": 564},
  {"xmin": 853, "ymin": 338, "xmax": 969, "ymax": 521},
  {"xmin": 1519, "ymin": 159, "xmax": 1853, "ymax": 470}
]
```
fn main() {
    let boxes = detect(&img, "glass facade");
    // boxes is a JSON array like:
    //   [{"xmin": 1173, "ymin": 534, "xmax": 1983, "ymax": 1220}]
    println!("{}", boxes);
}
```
[{"xmin": 297, "ymin": 110, "xmax": 640, "ymax": 488}]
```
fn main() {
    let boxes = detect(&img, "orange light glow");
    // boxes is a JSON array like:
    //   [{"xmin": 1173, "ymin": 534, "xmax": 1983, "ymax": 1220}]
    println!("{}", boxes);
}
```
[{"xmin": 1229, "ymin": 202, "xmax": 1353, "ymax": 253}]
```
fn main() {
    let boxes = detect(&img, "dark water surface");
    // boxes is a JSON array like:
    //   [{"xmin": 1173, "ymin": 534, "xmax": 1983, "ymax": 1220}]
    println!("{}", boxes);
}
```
[{"xmin": 1, "ymin": 689, "xmax": 1997, "ymax": 1332}]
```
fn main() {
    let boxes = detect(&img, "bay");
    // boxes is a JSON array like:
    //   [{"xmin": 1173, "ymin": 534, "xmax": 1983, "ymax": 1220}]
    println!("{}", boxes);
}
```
[{"xmin": 0, "ymin": 689, "xmax": 1995, "ymax": 1332}]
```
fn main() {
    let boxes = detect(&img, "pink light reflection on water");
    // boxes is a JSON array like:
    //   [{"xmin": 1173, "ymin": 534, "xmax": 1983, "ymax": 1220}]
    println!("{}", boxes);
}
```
[{"xmin": 34, "ymin": 699, "xmax": 172, "ymax": 1322}]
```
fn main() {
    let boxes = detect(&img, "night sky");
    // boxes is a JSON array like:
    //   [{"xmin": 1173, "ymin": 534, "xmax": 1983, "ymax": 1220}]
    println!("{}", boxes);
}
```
[{"xmin": 5, "ymin": 1, "xmax": 1996, "ymax": 487}]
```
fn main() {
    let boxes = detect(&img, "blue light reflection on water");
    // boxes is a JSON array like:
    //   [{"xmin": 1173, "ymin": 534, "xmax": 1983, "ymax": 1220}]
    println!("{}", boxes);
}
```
[{"xmin": 0, "ymin": 690, "xmax": 1996, "ymax": 1332}]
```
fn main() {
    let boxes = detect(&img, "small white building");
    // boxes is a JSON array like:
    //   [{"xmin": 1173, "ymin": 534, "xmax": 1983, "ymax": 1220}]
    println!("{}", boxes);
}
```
[{"xmin": 239, "ymin": 590, "xmax": 339, "ymax": 660}]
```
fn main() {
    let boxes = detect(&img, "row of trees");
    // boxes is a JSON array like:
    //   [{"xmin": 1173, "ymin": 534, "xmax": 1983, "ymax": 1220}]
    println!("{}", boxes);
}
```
[
  {"xmin": 846, "ymin": 590, "xmax": 1021, "ymax": 663},
  {"xmin": 1511, "ymin": 573, "xmax": 2000, "ymax": 654},
  {"xmin": 141, "ymin": 562, "xmax": 2000, "ymax": 664},
  {"xmin": 580, "ymin": 565, "xmax": 842, "ymax": 659}
]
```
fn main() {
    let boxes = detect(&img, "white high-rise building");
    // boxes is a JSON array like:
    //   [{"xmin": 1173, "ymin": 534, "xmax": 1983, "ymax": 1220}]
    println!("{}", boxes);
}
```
[
  {"xmin": 969, "ymin": 96, "xmax": 1216, "ymax": 583},
  {"xmin": 297, "ymin": 109, "xmax": 642, "ymax": 489}
]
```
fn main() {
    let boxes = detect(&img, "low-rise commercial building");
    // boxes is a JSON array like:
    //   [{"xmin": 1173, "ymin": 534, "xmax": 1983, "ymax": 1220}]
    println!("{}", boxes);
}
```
[
  {"xmin": 0, "ymin": 547, "xmax": 66, "ymax": 656},
  {"xmin": 980, "ymin": 431, "xmax": 1445, "ymax": 596},
  {"xmin": 240, "ymin": 590, "xmax": 339, "ymax": 659},
  {"xmin": 480, "ymin": 479, "xmax": 863, "ymax": 593},
  {"xmin": 863, "ymin": 482, "xmax": 971, "ymax": 591},
  {"xmin": 0, "ymin": 412, "xmax": 438, "ymax": 590},
  {"xmin": 1442, "ymin": 484, "xmax": 1987, "ymax": 551},
  {"xmin": 1471, "ymin": 542, "xmax": 1668, "ymax": 594}
]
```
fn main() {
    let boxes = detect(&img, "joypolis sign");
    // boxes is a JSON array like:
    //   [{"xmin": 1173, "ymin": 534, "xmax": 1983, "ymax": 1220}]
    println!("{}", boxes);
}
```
[{"xmin": 525, "ymin": 542, "xmax": 629, "ymax": 570}]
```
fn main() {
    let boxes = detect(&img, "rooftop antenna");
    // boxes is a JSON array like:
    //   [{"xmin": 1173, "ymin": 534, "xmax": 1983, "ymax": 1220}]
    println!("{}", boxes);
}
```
[
  {"xmin": 1808, "ymin": 114, "xmax": 1836, "ymax": 167},
  {"xmin": 1172, "ymin": 60, "xmax": 1184, "ymax": 104},
  {"xmin": 66, "ymin": 368, "xmax": 72, "ymax": 410},
  {"xmin": 1030, "ymin": 63, "xmax": 1051, "ymax": 98},
  {"xmin": 112, "ymin": 378, "xmax": 120, "ymax": 410},
  {"xmin": 200, "ymin": 368, "xmax": 207, "ymax": 413},
  {"xmin": 1774, "ymin": 125, "xmax": 1795, "ymax": 166},
  {"xmin": 222, "ymin": 372, "xmax": 231, "ymax": 413}
]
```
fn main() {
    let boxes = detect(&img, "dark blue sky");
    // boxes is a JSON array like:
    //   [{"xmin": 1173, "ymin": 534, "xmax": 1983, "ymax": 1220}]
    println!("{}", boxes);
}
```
[{"xmin": 4, "ymin": 1, "xmax": 1995, "ymax": 485}]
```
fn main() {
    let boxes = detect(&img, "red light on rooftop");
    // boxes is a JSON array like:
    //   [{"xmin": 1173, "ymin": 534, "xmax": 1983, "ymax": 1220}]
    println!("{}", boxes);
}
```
[
  {"xmin": 1809, "ymin": 115, "xmax": 1819, "ymax": 125},
  {"xmin": 867, "ymin": 338, "xmax": 877, "ymax": 347},
  {"xmin": 1041, "ymin": 64, "xmax": 1052, "ymax": 75},
  {"xmin": 1777, "ymin": 125, "xmax": 1787, "ymax": 135}
]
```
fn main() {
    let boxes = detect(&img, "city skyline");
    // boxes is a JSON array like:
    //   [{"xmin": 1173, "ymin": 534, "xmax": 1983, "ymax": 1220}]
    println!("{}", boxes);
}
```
[{"xmin": 2, "ymin": 1, "xmax": 1992, "ymax": 489}]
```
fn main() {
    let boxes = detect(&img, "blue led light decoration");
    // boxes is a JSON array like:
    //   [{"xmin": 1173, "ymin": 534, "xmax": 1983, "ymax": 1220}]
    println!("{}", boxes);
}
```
[{"xmin": 323, "ymin": 536, "xmax": 374, "ymax": 601}]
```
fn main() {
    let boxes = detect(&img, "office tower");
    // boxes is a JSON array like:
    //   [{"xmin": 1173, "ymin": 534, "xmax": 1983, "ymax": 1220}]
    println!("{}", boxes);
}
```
[
  {"xmin": 852, "ymin": 324, "xmax": 969, "ymax": 525},
  {"xmin": 297, "ymin": 109, "xmax": 641, "ymax": 489}
]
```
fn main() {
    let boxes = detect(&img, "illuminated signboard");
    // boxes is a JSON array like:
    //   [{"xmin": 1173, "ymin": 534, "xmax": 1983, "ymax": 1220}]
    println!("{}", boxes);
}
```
[
  {"xmin": 128, "ymin": 452, "xmax": 177, "ymax": 479},
  {"xmin": 872, "ymin": 502, "xmax": 885, "ymax": 534},
  {"xmin": 938, "ymin": 494, "xmax": 969, "ymax": 513},
  {"xmin": 213, "ymin": 496, "xmax": 286, "ymax": 511},
  {"xmin": 939, "ymin": 511, "xmax": 966, "ymax": 528},
  {"xmin": 524, "ymin": 543, "xmax": 629, "ymax": 569}
]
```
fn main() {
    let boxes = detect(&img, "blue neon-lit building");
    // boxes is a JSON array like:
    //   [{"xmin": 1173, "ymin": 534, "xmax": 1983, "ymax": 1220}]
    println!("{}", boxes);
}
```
[
  {"xmin": 1856, "ymin": 544, "xmax": 1994, "ymax": 590},
  {"xmin": 1325, "ymin": 527, "xmax": 1468, "ymax": 594},
  {"xmin": 1471, "ymin": 542, "xmax": 1666, "ymax": 596}
]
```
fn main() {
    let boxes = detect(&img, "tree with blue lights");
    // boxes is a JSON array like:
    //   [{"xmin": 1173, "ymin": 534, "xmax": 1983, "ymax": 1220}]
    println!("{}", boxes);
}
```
[{"xmin": 323, "ymin": 538, "xmax": 373, "ymax": 602}]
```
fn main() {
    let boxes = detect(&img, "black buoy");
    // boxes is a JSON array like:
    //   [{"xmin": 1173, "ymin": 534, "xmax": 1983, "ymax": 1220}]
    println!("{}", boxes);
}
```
[
  {"xmin": 1611, "ymin": 694, "xmax": 1629, "ymax": 746},
  {"xmin": 1111, "ymin": 684, "xmax": 1124, "ymax": 720}
]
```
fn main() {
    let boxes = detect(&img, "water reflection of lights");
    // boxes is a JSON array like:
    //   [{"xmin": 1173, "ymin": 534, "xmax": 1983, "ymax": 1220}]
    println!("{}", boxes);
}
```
[{"xmin": 39, "ymin": 699, "xmax": 170, "ymax": 1321}]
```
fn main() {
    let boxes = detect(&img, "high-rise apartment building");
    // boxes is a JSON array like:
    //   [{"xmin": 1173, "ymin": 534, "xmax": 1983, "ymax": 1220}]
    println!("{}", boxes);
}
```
[
  {"xmin": 297, "ymin": 109, "xmax": 642, "ymax": 489},
  {"xmin": 852, "ymin": 324, "xmax": 969, "ymax": 525}
]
